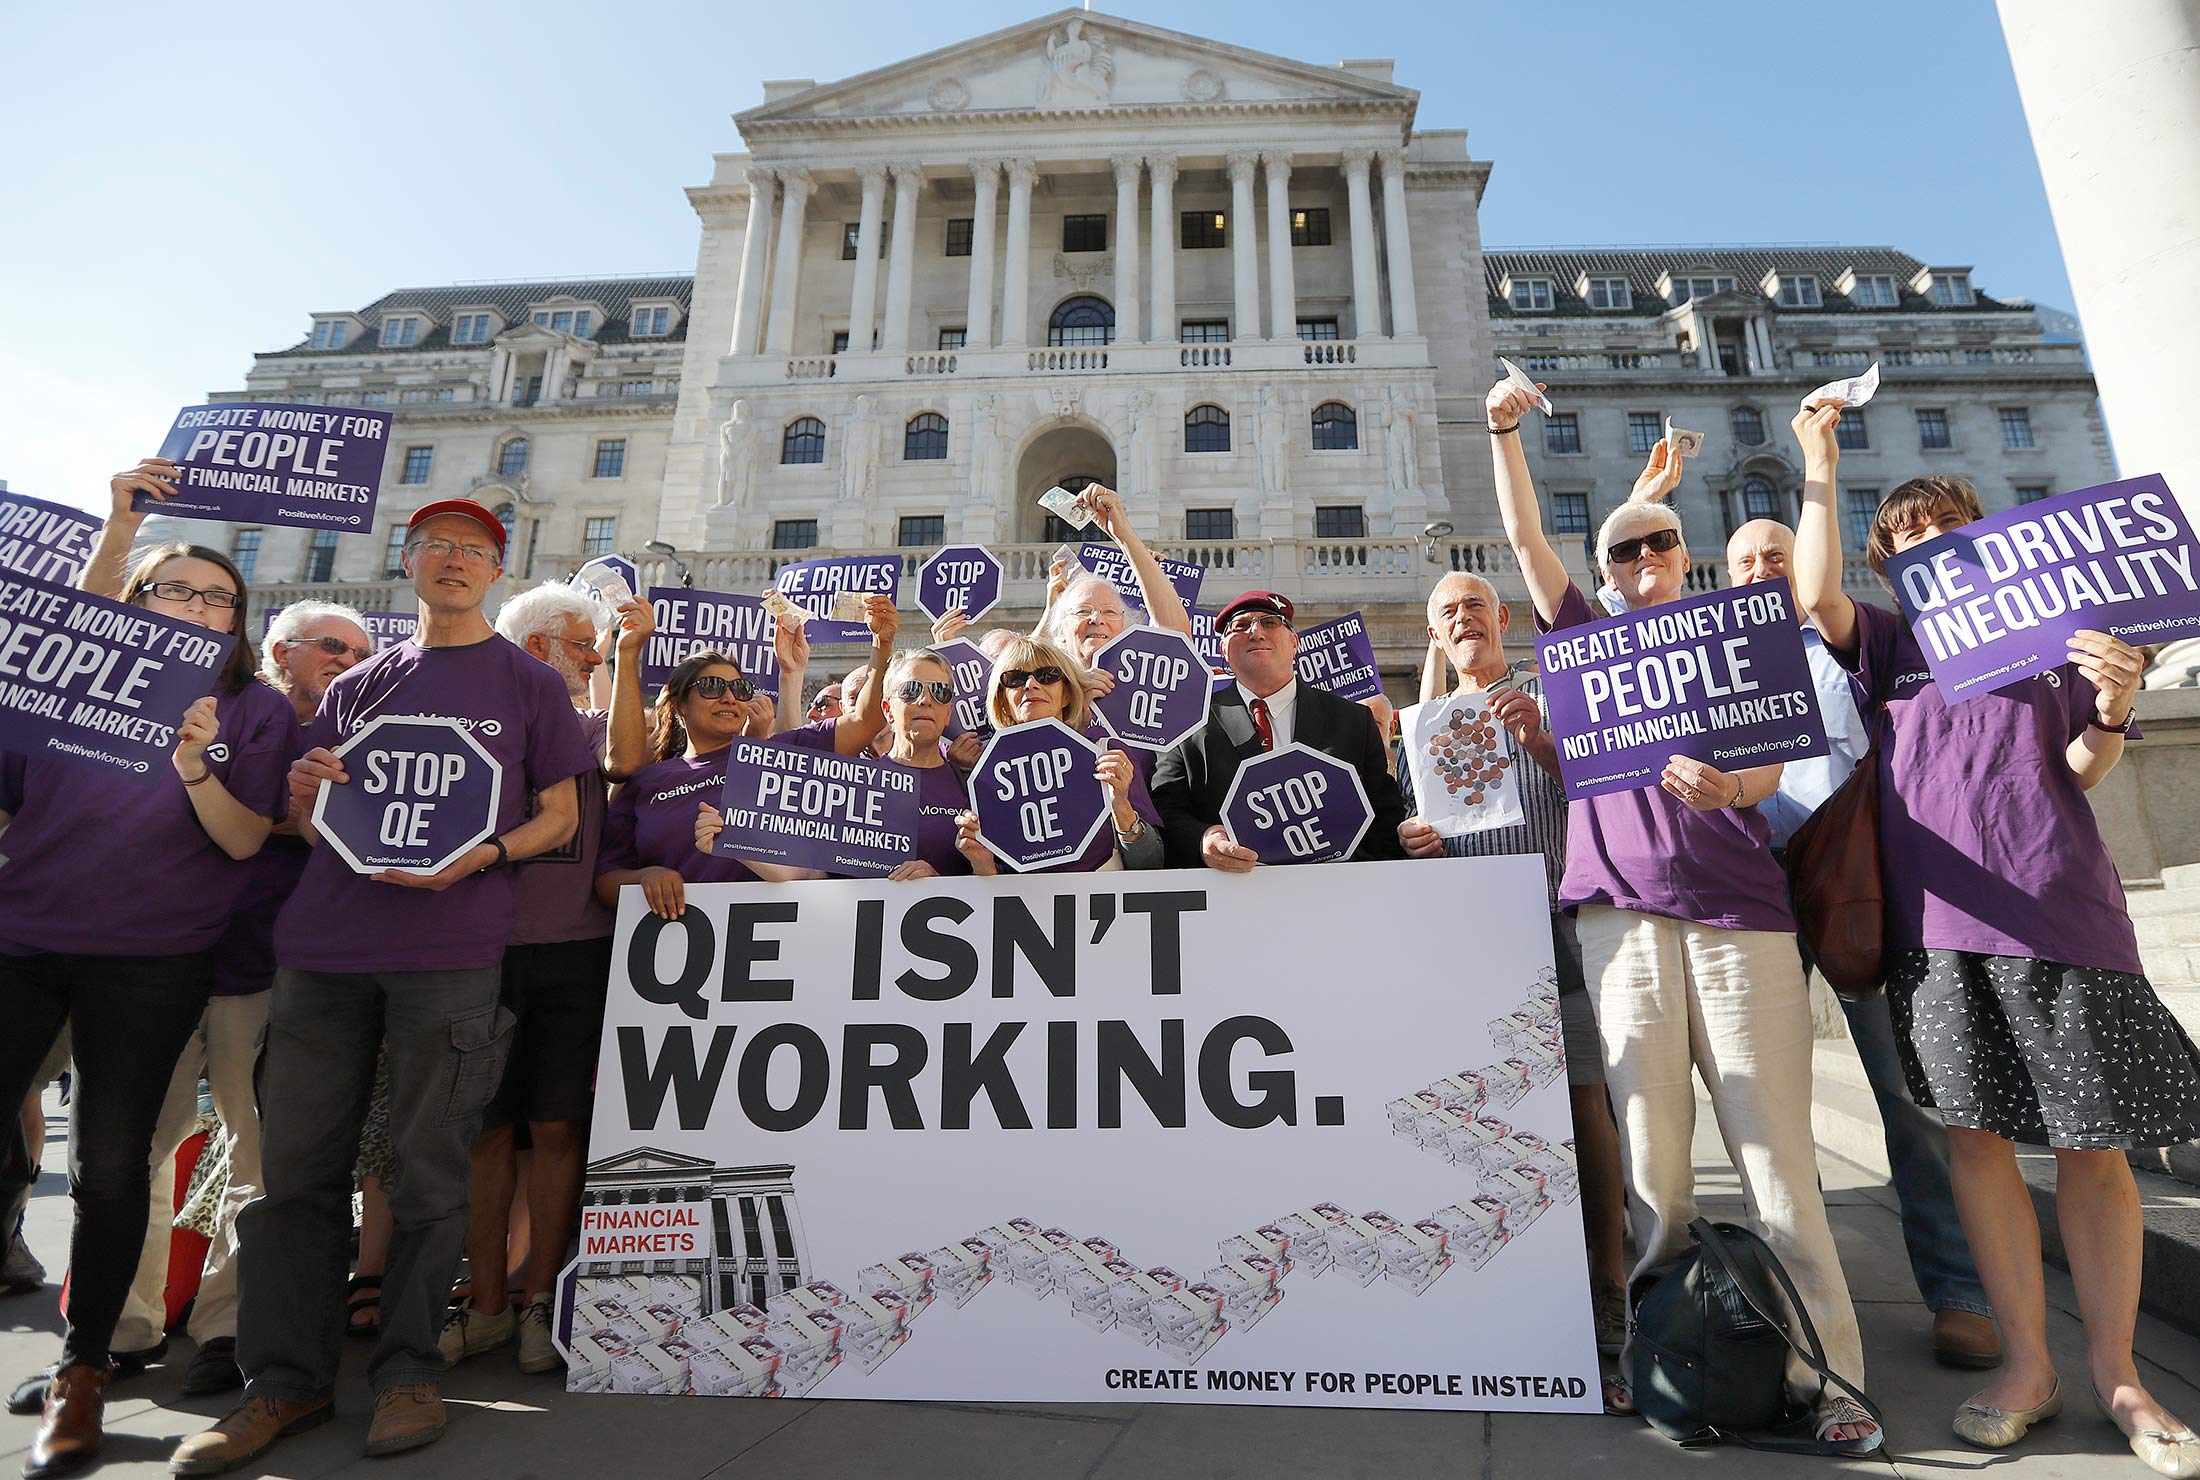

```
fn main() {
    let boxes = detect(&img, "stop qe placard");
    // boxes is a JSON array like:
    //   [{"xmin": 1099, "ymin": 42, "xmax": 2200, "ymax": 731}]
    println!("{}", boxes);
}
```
[
  {"xmin": 1221, "ymin": 742, "xmax": 1373, "ymax": 865},
  {"xmin": 969, "ymin": 718, "xmax": 1108, "ymax": 871},
  {"xmin": 1088, "ymin": 625, "xmax": 1211, "ymax": 750},
  {"xmin": 914, "ymin": 545, "xmax": 1003, "ymax": 623},
  {"xmin": 313, "ymin": 714, "xmax": 504, "ymax": 874}
]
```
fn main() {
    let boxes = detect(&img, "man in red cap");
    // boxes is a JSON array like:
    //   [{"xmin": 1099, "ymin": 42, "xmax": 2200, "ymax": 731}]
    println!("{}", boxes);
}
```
[
  {"xmin": 175, "ymin": 500, "xmax": 597, "ymax": 1473},
  {"xmin": 1151, "ymin": 590, "xmax": 1405, "ymax": 869}
]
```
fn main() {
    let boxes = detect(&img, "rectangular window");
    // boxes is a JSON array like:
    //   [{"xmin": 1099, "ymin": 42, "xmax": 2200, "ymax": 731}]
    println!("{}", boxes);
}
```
[
  {"xmin": 311, "ymin": 321, "xmax": 348, "ymax": 349},
  {"xmin": 450, "ymin": 313, "xmax": 483, "ymax": 344},
  {"xmin": 1552, "ymin": 493, "xmax": 1591, "ymax": 535},
  {"xmin": 592, "ymin": 439, "xmax": 627, "ymax": 478},
  {"xmin": 551, "ymin": 311, "xmax": 574, "ymax": 333},
  {"xmin": 1916, "ymin": 408, "xmax": 1951, "ymax": 450},
  {"xmin": 945, "ymin": 218, "xmax": 973, "ymax": 257},
  {"xmin": 1185, "ymin": 508, "xmax": 1235, "ymax": 541},
  {"xmin": 1836, "ymin": 409, "xmax": 1869, "ymax": 450},
  {"xmin": 1180, "ymin": 210, "xmax": 1226, "ymax": 249},
  {"xmin": 1509, "ymin": 278, "xmax": 1553, "ymax": 311},
  {"xmin": 2015, "ymin": 483, "xmax": 2050, "ymax": 504},
  {"xmin": 1545, "ymin": 413, "xmax": 1581, "ymax": 455},
  {"xmin": 1585, "ymin": 277, "xmax": 1631, "ymax": 310},
  {"xmin": 1627, "ymin": 412, "xmax": 1663, "ymax": 456},
  {"xmin": 383, "ymin": 523, "xmax": 407, "ymax": 578},
  {"xmin": 305, "ymin": 529, "xmax": 340, "ymax": 582},
  {"xmin": 1296, "ymin": 317, "xmax": 1340, "ymax": 341},
  {"xmin": 400, "ymin": 446, "xmax": 433, "ymax": 484},
  {"xmin": 897, "ymin": 515, "xmax": 945, "ymax": 547},
  {"xmin": 938, "ymin": 328, "xmax": 967, "ymax": 351},
  {"xmin": 1180, "ymin": 319, "xmax": 1230, "ymax": 343},
  {"xmin": 1670, "ymin": 276, "xmax": 1738, "ymax": 304},
  {"xmin": 766, "ymin": 1197, "xmax": 796, "ymax": 1261},
  {"xmin": 231, "ymin": 529, "xmax": 262, "ymax": 582},
  {"xmin": 842, "ymin": 223, "xmax": 860, "ymax": 260},
  {"xmin": 739, "ymin": 1198, "xmax": 763, "ymax": 1260},
  {"xmin": 831, "ymin": 331, "xmax": 850, "ymax": 354},
  {"xmin": 631, "ymin": 306, "xmax": 670, "ymax": 336},
  {"xmin": 1061, "ymin": 214, "xmax": 1107, "ymax": 252},
  {"xmin": 1776, "ymin": 275, "xmax": 1822, "ymax": 307},
  {"xmin": 379, "ymin": 317, "xmax": 418, "ymax": 348},
  {"xmin": 1929, "ymin": 273, "xmax": 1972, "ymax": 306},
  {"xmin": 1844, "ymin": 496, "xmax": 1878, "ymax": 554},
  {"xmin": 1289, "ymin": 207, "xmax": 1331, "ymax": 247},
  {"xmin": 772, "ymin": 519, "xmax": 818, "ymax": 550},
  {"xmin": 1999, "ymin": 407, "xmax": 2035, "ymax": 449},
  {"xmin": 582, "ymin": 516, "xmax": 618, "ymax": 556},
  {"xmin": 1850, "ymin": 275, "xmax": 1899, "ymax": 306},
  {"xmin": 1314, "ymin": 505, "xmax": 1365, "ymax": 539}
]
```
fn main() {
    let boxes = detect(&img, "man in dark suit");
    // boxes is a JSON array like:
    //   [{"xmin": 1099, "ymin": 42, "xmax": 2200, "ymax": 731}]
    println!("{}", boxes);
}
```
[{"xmin": 1152, "ymin": 590, "xmax": 1407, "ymax": 870}]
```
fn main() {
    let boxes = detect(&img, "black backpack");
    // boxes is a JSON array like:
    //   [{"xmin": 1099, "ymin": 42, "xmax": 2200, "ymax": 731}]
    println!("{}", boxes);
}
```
[{"xmin": 1628, "ymin": 1218, "xmax": 1883, "ymax": 1453}]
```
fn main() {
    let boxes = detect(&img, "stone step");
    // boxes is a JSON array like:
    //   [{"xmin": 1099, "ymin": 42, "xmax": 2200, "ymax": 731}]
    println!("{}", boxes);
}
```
[
  {"xmin": 2136, "ymin": 912, "xmax": 2200, "ymax": 949},
  {"xmin": 2142, "ymin": 944, "xmax": 2200, "ymax": 991},
  {"xmin": 2124, "ymin": 885, "xmax": 2200, "ymax": 918},
  {"xmin": 2163, "ymin": 861, "xmax": 2200, "ymax": 891}
]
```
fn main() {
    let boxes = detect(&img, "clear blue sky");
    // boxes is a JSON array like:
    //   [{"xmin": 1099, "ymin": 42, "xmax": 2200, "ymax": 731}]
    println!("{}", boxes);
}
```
[{"xmin": 0, "ymin": 0, "xmax": 2072, "ymax": 514}]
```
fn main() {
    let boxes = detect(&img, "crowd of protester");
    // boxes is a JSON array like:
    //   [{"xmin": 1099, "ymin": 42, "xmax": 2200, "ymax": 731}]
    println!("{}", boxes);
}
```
[{"xmin": 2, "ymin": 380, "xmax": 2198, "ymax": 1478}]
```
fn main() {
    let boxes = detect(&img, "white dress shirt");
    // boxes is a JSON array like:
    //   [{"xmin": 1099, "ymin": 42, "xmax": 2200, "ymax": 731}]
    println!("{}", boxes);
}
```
[{"xmin": 1235, "ymin": 678, "xmax": 1299, "ymax": 749}]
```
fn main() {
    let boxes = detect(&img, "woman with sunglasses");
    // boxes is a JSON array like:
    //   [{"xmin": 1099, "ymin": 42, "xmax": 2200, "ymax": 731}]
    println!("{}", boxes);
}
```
[
  {"xmin": 0, "ymin": 457, "xmax": 300, "ymax": 1475},
  {"xmin": 1489, "ymin": 384, "xmax": 1876, "ymax": 1450},
  {"xmin": 1790, "ymin": 406, "xmax": 2199, "ymax": 1473},
  {"xmin": 955, "ymin": 637, "xmax": 1161, "ymax": 875}
]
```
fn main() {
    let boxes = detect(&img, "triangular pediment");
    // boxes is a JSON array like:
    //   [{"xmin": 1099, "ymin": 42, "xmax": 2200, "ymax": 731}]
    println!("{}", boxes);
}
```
[
  {"xmin": 587, "ymin": 1147, "xmax": 717, "ymax": 1176},
  {"xmin": 738, "ymin": 10, "xmax": 1415, "ymax": 127}
]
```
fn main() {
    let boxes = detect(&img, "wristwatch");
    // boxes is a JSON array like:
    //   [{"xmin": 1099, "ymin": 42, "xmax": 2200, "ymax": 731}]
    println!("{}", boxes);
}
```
[
  {"xmin": 478, "ymin": 836, "xmax": 511, "ymax": 873},
  {"xmin": 2090, "ymin": 709, "xmax": 2135, "ymax": 735}
]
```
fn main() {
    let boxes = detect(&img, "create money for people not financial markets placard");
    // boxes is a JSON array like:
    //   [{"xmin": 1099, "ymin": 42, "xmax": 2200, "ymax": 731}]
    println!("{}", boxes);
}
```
[
  {"xmin": 1537, "ymin": 581, "xmax": 1827, "ymax": 800},
  {"xmin": 1076, "ymin": 541, "xmax": 1204, "ymax": 613},
  {"xmin": 774, "ymin": 556, "xmax": 900, "ymax": 644},
  {"xmin": 1293, "ymin": 612, "xmax": 1384, "ymax": 703},
  {"xmin": 555, "ymin": 858, "xmax": 1599, "ymax": 1410},
  {"xmin": 715, "ymin": 737, "xmax": 921, "ymax": 879},
  {"xmin": 643, "ymin": 588, "xmax": 780, "ymax": 694},
  {"xmin": 0, "ymin": 491, "xmax": 102, "ymax": 586},
  {"xmin": 0, "ymin": 570, "xmax": 236, "ymax": 782},
  {"xmin": 142, "ymin": 402, "xmax": 393, "ymax": 532},
  {"xmin": 1884, "ymin": 474, "xmax": 2200, "ymax": 701}
]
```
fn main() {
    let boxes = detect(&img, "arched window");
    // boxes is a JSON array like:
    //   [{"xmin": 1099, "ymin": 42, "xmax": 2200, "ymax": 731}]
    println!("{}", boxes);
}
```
[
  {"xmin": 1730, "ymin": 406, "xmax": 1767, "ymax": 446},
  {"xmin": 496, "ymin": 437, "xmax": 529, "ymax": 477},
  {"xmin": 491, "ymin": 502, "xmax": 518, "ymax": 544},
  {"xmin": 1047, "ymin": 295, "xmax": 1115, "ymax": 347},
  {"xmin": 1311, "ymin": 401, "xmax": 1358, "ymax": 451},
  {"xmin": 1742, "ymin": 474, "xmax": 1782, "ymax": 521},
  {"xmin": 781, "ymin": 416, "xmax": 825, "ymax": 465},
  {"xmin": 1042, "ymin": 474, "xmax": 1100, "ymax": 542},
  {"xmin": 1184, "ymin": 404, "xmax": 1230, "ymax": 453},
  {"xmin": 903, "ymin": 412, "xmax": 949, "ymax": 461}
]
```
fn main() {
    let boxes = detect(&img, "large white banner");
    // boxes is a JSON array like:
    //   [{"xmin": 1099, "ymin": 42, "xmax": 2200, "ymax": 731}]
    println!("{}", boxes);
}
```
[{"xmin": 554, "ymin": 858, "xmax": 1600, "ymax": 1412}]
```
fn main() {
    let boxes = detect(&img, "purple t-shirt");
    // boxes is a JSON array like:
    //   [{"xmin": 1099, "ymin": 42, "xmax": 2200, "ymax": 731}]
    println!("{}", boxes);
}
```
[
  {"xmin": 599, "ymin": 746, "xmax": 758, "ymax": 886},
  {"xmin": 1833, "ymin": 599, "xmax": 2141, "ymax": 974},
  {"xmin": 211, "ymin": 835, "xmax": 311, "ymax": 995},
  {"xmin": 512, "ymin": 708, "xmax": 615, "ymax": 946},
  {"xmin": 274, "ymin": 636, "xmax": 596, "ymax": 974},
  {"xmin": 1539, "ymin": 585, "xmax": 1795, "ymax": 933},
  {"xmin": 0, "ymin": 678, "xmax": 299, "ymax": 957},
  {"xmin": 775, "ymin": 718, "xmax": 840, "ymax": 752},
  {"xmin": 888, "ymin": 758, "xmax": 973, "ymax": 876}
]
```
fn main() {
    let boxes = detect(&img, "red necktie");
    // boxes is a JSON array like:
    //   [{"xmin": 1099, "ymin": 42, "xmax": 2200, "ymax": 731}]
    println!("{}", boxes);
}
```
[{"xmin": 1250, "ymin": 697, "xmax": 1273, "ymax": 751}]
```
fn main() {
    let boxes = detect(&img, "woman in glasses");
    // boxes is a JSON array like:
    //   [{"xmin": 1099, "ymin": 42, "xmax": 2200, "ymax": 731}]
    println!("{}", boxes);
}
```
[
  {"xmin": 858, "ymin": 649, "xmax": 981, "ymax": 879},
  {"xmin": 1489, "ymin": 383, "xmax": 1876, "ymax": 1449},
  {"xmin": 0, "ymin": 457, "xmax": 300, "ymax": 1474},
  {"xmin": 1790, "ymin": 407, "xmax": 2198, "ymax": 1471},
  {"xmin": 955, "ymin": 637, "xmax": 1161, "ymax": 875}
]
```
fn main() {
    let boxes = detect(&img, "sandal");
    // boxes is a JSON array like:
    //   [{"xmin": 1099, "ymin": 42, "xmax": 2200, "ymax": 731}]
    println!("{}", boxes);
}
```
[
  {"xmin": 345, "ymin": 1275, "xmax": 383, "ymax": 1339},
  {"xmin": 1601, "ymin": 1370, "xmax": 1634, "ymax": 1416},
  {"xmin": 1817, "ymin": 1394, "xmax": 1885, "ymax": 1455}
]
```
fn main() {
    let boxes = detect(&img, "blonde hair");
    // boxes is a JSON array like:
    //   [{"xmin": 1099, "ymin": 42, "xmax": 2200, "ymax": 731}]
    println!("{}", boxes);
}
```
[{"xmin": 986, "ymin": 635, "xmax": 1090, "ymax": 730}]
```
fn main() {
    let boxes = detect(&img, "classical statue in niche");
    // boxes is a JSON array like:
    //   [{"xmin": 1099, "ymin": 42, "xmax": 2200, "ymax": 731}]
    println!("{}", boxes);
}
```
[
  {"xmin": 1254, "ymin": 384, "xmax": 1288, "ymax": 494},
  {"xmin": 968, "ymin": 393, "xmax": 1004, "ymax": 502},
  {"xmin": 715, "ymin": 399, "xmax": 759, "ymax": 510},
  {"xmin": 1124, "ymin": 389, "xmax": 1159, "ymax": 497},
  {"xmin": 1382, "ymin": 384, "xmax": 1421, "ymax": 492},
  {"xmin": 1040, "ymin": 18, "xmax": 1112, "ymax": 104},
  {"xmin": 841, "ymin": 394, "xmax": 881, "ymax": 505}
]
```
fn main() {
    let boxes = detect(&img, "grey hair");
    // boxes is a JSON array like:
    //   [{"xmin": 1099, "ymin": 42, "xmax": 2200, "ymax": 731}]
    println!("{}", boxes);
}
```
[
  {"xmin": 1427, "ymin": 570, "xmax": 1501, "ymax": 618},
  {"xmin": 1596, "ymin": 501, "xmax": 1684, "ymax": 571},
  {"xmin": 1046, "ymin": 573, "xmax": 1139, "ymax": 649},
  {"xmin": 260, "ymin": 598, "xmax": 370, "ymax": 685},
  {"xmin": 884, "ymin": 647, "xmax": 951, "ymax": 688},
  {"xmin": 495, "ymin": 581, "xmax": 601, "ymax": 647}
]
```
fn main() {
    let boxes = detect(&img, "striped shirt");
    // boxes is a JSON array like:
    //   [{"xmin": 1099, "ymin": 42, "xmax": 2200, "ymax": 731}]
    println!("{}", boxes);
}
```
[{"xmin": 1396, "ymin": 678, "xmax": 1570, "ymax": 910}]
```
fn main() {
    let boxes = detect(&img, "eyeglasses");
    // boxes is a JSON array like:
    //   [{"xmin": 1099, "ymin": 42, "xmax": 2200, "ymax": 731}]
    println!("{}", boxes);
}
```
[
  {"xmin": 553, "ymin": 636, "xmax": 599, "ymax": 656},
  {"xmin": 894, "ymin": 680, "xmax": 955, "ymax": 704},
  {"xmin": 1067, "ymin": 606, "xmax": 1124, "ymax": 625},
  {"xmin": 142, "ymin": 580, "xmax": 243, "ymax": 610},
  {"xmin": 1605, "ymin": 528, "xmax": 1684, "ymax": 564},
  {"xmin": 292, "ymin": 635, "xmax": 371, "ymax": 661},
  {"xmin": 1000, "ymin": 666, "xmax": 1065, "ymax": 690},
  {"xmin": 807, "ymin": 691, "xmax": 841, "ymax": 713},
  {"xmin": 686, "ymin": 675, "xmax": 757, "ymax": 701},
  {"xmin": 406, "ymin": 537, "xmax": 500, "ymax": 567},
  {"xmin": 1223, "ymin": 614, "xmax": 1290, "ymax": 637}
]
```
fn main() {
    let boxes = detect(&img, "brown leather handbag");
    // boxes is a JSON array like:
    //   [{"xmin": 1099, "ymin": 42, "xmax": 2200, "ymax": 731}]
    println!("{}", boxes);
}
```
[{"xmin": 1785, "ymin": 717, "xmax": 1886, "ymax": 1001}]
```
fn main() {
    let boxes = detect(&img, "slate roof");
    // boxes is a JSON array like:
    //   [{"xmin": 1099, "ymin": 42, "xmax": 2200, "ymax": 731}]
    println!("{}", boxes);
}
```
[
  {"xmin": 263, "ymin": 275, "xmax": 697, "ymax": 357},
  {"xmin": 1482, "ymin": 247, "xmax": 2015, "ymax": 318}
]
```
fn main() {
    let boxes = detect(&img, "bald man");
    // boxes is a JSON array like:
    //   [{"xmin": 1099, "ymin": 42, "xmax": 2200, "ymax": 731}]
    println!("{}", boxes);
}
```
[{"xmin": 1726, "ymin": 517, "xmax": 1999, "ymax": 1371}]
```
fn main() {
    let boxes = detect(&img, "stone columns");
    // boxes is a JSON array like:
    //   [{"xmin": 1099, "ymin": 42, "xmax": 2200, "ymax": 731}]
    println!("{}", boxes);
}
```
[
  {"xmin": 1000, "ymin": 158, "xmax": 1038, "ymax": 348},
  {"xmin": 1111, "ymin": 155, "xmax": 1143, "ymax": 343},
  {"xmin": 845, "ymin": 164, "xmax": 889, "ymax": 355},
  {"xmin": 966, "ymin": 160, "xmax": 1000, "ymax": 348},
  {"xmin": 1261, "ymin": 149, "xmax": 1297, "ymax": 341},
  {"xmin": 728, "ymin": 167, "xmax": 776, "ymax": 357},
  {"xmin": 1697, "ymin": 315, "xmax": 1719, "ymax": 372},
  {"xmin": 763, "ymin": 166, "xmax": 813, "ymax": 355},
  {"xmin": 1226, "ymin": 151, "xmax": 1261, "ymax": 342},
  {"xmin": 1377, "ymin": 148, "xmax": 1418, "ymax": 337},
  {"xmin": 1341, "ymin": 148, "xmax": 1382, "ymax": 340},
  {"xmin": 881, "ymin": 164, "xmax": 924, "ymax": 354},
  {"xmin": 1147, "ymin": 154, "xmax": 1178, "ymax": 346}
]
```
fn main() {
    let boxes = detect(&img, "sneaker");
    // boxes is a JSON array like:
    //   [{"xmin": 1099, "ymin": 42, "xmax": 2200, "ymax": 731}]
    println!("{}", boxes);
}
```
[
  {"xmin": 168, "ymin": 1392, "xmax": 334, "ymax": 1476},
  {"xmin": 364, "ymin": 1384, "xmax": 445, "ymax": 1457},
  {"xmin": 437, "ymin": 1298, "xmax": 514, "ymax": 1367},
  {"xmin": 516, "ymin": 1295, "xmax": 559, "ymax": 1374},
  {"xmin": 1592, "ymin": 1280, "xmax": 1627, "ymax": 1357},
  {"xmin": 1, "ymin": 1230, "xmax": 45, "ymax": 1294},
  {"xmin": 179, "ymin": 1338, "xmax": 243, "ymax": 1397}
]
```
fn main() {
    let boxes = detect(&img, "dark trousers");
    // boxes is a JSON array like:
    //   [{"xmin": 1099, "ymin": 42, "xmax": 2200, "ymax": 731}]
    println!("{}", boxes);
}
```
[
  {"xmin": 0, "ymin": 951, "xmax": 212, "ymax": 1368},
  {"xmin": 238, "ymin": 965, "xmax": 510, "ymax": 1400}
]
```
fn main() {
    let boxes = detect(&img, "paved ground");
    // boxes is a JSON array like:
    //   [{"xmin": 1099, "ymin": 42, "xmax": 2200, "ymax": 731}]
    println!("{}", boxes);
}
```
[{"xmin": 4, "ymin": 1089, "xmax": 2196, "ymax": 1480}]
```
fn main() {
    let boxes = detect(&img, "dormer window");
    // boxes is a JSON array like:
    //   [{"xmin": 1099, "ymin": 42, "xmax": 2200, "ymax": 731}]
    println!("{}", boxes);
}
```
[
  {"xmin": 533, "ymin": 309, "xmax": 594, "ymax": 337},
  {"xmin": 1845, "ymin": 273, "xmax": 1900, "ymax": 307},
  {"xmin": 451, "ymin": 313, "xmax": 495, "ymax": 345},
  {"xmin": 631, "ymin": 305, "xmax": 674, "ymax": 337},
  {"xmin": 310, "ymin": 320, "xmax": 350, "ymax": 350},
  {"xmin": 1583, "ymin": 276, "xmax": 1631, "ymax": 310},
  {"xmin": 1665, "ymin": 274, "xmax": 1738, "ymax": 304},
  {"xmin": 1506, "ymin": 276, "xmax": 1555, "ymax": 311},
  {"xmin": 1773, "ymin": 274, "xmax": 1822, "ymax": 308},
  {"xmin": 379, "ymin": 316, "xmax": 422, "ymax": 348},
  {"xmin": 1918, "ymin": 269, "xmax": 1974, "ymax": 306}
]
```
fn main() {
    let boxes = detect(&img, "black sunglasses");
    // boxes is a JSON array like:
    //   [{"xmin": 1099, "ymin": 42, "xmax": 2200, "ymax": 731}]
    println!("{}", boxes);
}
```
[
  {"xmin": 1605, "ymin": 527, "xmax": 1683, "ymax": 564},
  {"xmin": 686, "ymin": 674, "xmax": 756, "ymax": 701},
  {"xmin": 296, "ymin": 635, "xmax": 371, "ymax": 661},
  {"xmin": 894, "ymin": 680, "xmax": 955, "ymax": 704},
  {"xmin": 1001, "ymin": 665, "xmax": 1066, "ymax": 690}
]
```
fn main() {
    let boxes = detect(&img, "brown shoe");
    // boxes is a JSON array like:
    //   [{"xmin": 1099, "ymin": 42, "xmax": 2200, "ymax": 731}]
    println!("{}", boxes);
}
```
[
  {"xmin": 168, "ymin": 1392, "xmax": 334, "ymax": 1476},
  {"xmin": 25, "ymin": 1364, "xmax": 108, "ymax": 1479},
  {"xmin": 364, "ymin": 1384, "xmax": 446, "ymax": 1458},
  {"xmin": 1933, "ymin": 1308, "xmax": 2004, "ymax": 1370}
]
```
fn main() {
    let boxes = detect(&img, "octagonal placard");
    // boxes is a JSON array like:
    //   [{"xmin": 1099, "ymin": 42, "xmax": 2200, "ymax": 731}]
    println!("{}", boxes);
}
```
[
  {"xmin": 313, "ymin": 713, "xmax": 504, "ymax": 875},
  {"xmin": 914, "ymin": 545, "xmax": 1003, "ymax": 623},
  {"xmin": 1089, "ymin": 626, "xmax": 1212, "ymax": 751},
  {"xmin": 1220, "ymin": 742, "xmax": 1372, "ymax": 865},
  {"xmin": 969, "ymin": 718, "xmax": 1108, "ymax": 872},
  {"xmin": 931, "ymin": 637, "xmax": 993, "ymax": 738}
]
